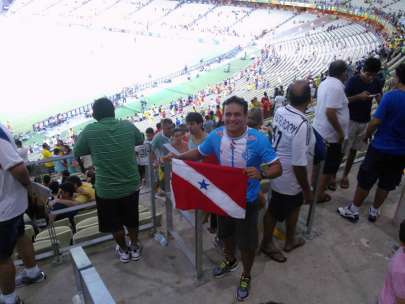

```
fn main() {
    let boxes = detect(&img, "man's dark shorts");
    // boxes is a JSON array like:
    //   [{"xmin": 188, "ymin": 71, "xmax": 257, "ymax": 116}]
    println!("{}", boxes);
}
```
[
  {"xmin": 0, "ymin": 214, "xmax": 25, "ymax": 260},
  {"xmin": 269, "ymin": 190, "xmax": 303, "ymax": 222},
  {"xmin": 96, "ymin": 191, "xmax": 140, "ymax": 233},
  {"xmin": 357, "ymin": 145, "xmax": 405, "ymax": 192},
  {"xmin": 217, "ymin": 202, "xmax": 259, "ymax": 251},
  {"xmin": 323, "ymin": 143, "xmax": 344, "ymax": 175}
]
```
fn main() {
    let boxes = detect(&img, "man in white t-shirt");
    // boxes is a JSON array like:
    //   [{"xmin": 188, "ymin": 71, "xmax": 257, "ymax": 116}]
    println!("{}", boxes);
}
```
[
  {"xmin": 261, "ymin": 81, "xmax": 315, "ymax": 263},
  {"xmin": 15, "ymin": 140, "xmax": 28, "ymax": 162},
  {"xmin": 313, "ymin": 60, "xmax": 349, "ymax": 203},
  {"xmin": 0, "ymin": 124, "xmax": 45, "ymax": 304},
  {"xmin": 273, "ymin": 93, "xmax": 287, "ymax": 116}
]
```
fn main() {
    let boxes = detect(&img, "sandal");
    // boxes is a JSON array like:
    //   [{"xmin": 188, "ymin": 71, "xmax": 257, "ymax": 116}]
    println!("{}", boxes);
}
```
[
  {"xmin": 261, "ymin": 247, "xmax": 287, "ymax": 263},
  {"xmin": 284, "ymin": 237, "xmax": 306, "ymax": 253},
  {"xmin": 340, "ymin": 178, "xmax": 349, "ymax": 189},
  {"xmin": 317, "ymin": 193, "xmax": 332, "ymax": 204}
]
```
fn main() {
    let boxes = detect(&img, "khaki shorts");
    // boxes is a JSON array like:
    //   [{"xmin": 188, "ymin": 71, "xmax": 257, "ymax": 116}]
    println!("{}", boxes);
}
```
[{"xmin": 345, "ymin": 120, "xmax": 367, "ymax": 152}]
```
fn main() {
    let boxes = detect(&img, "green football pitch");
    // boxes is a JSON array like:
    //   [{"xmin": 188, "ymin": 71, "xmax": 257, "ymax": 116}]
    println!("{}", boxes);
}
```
[{"xmin": 19, "ymin": 56, "xmax": 253, "ymax": 147}]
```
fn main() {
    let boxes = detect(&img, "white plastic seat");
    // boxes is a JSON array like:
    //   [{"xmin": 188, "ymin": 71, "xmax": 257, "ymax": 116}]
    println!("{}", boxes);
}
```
[
  {"xmin": 74, "ymin": 209, "xmax": 98, "ymax": 224},
  {"xmin": 72, "ymin": 225, "xmax": 106, "ymax": 244},
  {"xmin": 35, "ymin": 226, "xmax": 73, "ymax": 247},
  {"xmin": 76, "ymin": 216, "xmax": 99, "ymax": 232}
]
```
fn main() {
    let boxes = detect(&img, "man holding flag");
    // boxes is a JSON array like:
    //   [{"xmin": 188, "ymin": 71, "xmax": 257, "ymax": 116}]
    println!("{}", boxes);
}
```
[{"xmin": 164, "ymin": 96, "xmax": 282, "ymax": 301}]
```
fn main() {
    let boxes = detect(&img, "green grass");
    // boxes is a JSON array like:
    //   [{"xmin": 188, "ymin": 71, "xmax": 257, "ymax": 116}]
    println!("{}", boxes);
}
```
[{"xmin": 23, "ymin": 56, "xmax": 253, "ymax": 147}]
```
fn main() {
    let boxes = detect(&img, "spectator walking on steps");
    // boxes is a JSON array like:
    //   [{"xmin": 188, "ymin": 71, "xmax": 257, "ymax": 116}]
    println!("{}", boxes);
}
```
[
  {"xmin": 338, "ymin": 63, "xmax": 405, "ymax": 223},
  {"xmin": 334, "ymin": 57, "xmax": 383, "ymax": 190}
]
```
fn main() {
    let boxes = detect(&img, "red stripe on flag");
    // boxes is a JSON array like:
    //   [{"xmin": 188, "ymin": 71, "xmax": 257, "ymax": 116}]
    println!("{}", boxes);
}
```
[
  {"xmin": 184, "ymin": 160, "xmax": 247, "ymax": 209},
  {"xmin": 172, "ymin": 173, "xmax": 233, "ymax": 216}
]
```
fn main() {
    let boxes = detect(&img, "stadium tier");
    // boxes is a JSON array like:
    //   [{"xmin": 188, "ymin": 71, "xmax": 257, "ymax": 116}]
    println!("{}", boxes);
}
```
[{"xmin": 0, "ymin": 0, "xmax": 403, "ymax": 142}]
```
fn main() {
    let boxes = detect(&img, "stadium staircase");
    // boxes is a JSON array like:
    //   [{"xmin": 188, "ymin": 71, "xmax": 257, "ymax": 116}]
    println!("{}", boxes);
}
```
[
  {"xmin": 187, "ymin": 3, "xmax": 217, "ymax": 28},
  {"xmin": 128, "ymin": 0, "xmax": 155, "ymax": 16},
  {"xmin": 160, "ymin": 0, "xmax": 184, "ymax": 19},
  {"xmin": 230, "ymin": 21, "xmax": 381, "ymax": 103}
]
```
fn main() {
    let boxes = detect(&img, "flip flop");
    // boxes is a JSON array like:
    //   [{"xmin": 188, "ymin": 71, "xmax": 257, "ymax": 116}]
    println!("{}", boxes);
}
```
[
  {"xmin": 261, "ymin": 248, "xmax": 287, "ymax": 263},
  {"xmin": 340, "ymin": 178, "xmax": 349, "ymax": 189},
  {"xmin": 327, "ymin": 182, "xmax": 337, "ymax": 191},
  {"xmin": 284, "ymin": 238, "xmax": 306, "ymax": 253},
  {"xmin": 317, "ymin": 193, "xmax": 332, "ymax": 204}
]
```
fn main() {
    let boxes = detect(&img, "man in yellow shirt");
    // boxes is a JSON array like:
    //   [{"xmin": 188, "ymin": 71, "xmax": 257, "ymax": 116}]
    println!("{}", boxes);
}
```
[
  {"xmin": 41, "ymin": 143, "xmax": 54, "ymax": 172},
  {"xmin": 250, "ymin": 97, "xmax": 261, "ymax": 109},
  {"xmin": 67, "ymin": 175, "xmax": 95, "ymax": 204}
]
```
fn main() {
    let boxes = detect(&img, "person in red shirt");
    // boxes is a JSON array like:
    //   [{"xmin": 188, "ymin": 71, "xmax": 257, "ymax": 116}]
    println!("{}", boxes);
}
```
[
  {"xmin": 215, "ymin": 105, "xmax": 223, "ymax": 124},
  {"xmin": 261, "ymin": 92, "xmax": 272, "ymax": 119}
]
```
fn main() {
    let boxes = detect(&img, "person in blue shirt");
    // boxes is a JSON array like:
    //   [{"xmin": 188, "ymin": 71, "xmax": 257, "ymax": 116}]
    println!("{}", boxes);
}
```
[
  {"xmin": 338, "ymin": 57, "xmax": 383, "ymax": 190},
  {"xmin": 163, "ymin": 96, "xmax": 282, "ymax": 302},
  {"xmin": 338, "ymin": 63, "xmax": 405, "ymax": 223}
]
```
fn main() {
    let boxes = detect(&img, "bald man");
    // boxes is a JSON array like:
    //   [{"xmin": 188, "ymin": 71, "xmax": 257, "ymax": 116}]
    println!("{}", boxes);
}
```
[{"xmin": 261, "ymin": 81, "xmax": 316, "ymax": 263}]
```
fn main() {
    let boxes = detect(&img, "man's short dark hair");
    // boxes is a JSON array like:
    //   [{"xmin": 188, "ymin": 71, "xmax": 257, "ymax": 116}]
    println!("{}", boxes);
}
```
[
  {"xmin": 42, "ymin": 143, "xmax": 49, "ymax": 149},
  {"xmin": 363, "ymin": 57, "xmax": 381, "ymax": 74},
  {"xmin": 92, "ymin": 98, "xmax": 115, "ymax": 121},
  {"xmin": 67, "ymin": 175, "xmax": 82, "ymax": 187},
  {"xmin": 161, "ymin": 118, "xmax": 173, "ymax": 126},
  {"xmin": 185, "ymin": 112, "xmax": 203, "ymax": 125},
  {"xmin": 288, "ymin": 80, "xmax": 311, "ymax": 106},
  {"xmin": 395, "ymin": 63, "xmax": 405, "ymax": 85},
  {"xmin": 400, "ymin": 219, "xmax": 405, "ymax": 244},
  {"xmin": 60, "ymin": 182, "xmax": 75, "ymax": 196},
  {"xmin": 173, "ymin": 127, "xmax": 185, "ymax": 134},
  {"xmin": 15, "ymin": 139, "xmax": 22, "ymax": 147},
  {"xmin": 222, "ymin": 96, "xmax": 248, "ymax": 114},
  {"xmin": 49, "ymin": 181, "xmax": 60, "ymax": 195},
  {"xmin": 145, "ymin": 127, "xmax": 154, "ymax": 134},
  {"xmin": 43, "ymin": 174, "xmax": 51, "ymax": 185},
  {"xmin": 328, "ymin": 60, "xmax": 348, "ymax": 78}
]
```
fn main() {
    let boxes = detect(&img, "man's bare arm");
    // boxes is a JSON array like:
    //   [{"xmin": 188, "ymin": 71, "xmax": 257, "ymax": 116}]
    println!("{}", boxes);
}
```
[
  {"xmin": 9, "ymin": 162, "xmax": 31, "ymax": 188},
  {"xmin": 365, "ymin": 118, "xmax": 381, "ymax": 142},
  {"xmin": 162, "ymin": 149, "xmax": 204, "ymax": 162},
  {"xmin": 293, "ymin": 166, "xmax": 313, "ymax": 203},
  {"xmin": 262, "ymin": 160, "xmax": 282, "ymax": 179},
  {"xmin": 326, "ymin": 108, "xmax": 345, "ymax": 143}
]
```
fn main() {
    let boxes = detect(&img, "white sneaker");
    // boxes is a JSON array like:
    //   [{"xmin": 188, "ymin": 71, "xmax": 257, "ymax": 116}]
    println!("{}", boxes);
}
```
[
  {"xmin": 337, "ymin": 205, "xmax": 359, "ymax": 222},
  {"xmin": 130, "ymin": 243, "xmax": 142, "ymax": 261},
  {"xmin": 115, "ymin": 245, "xmax": 130, "ymax": 263},
  {"xmin": 368, "ymin": 207, "xmax": 380, "ymax": 222}
]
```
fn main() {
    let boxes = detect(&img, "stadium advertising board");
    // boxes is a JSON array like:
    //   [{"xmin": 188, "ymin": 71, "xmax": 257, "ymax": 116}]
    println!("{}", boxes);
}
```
[{"xmin": 238, "ymin": 0, "xmax": 315, "ymax": 8}]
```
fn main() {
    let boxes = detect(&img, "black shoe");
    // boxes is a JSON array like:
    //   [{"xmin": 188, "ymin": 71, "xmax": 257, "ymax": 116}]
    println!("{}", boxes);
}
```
[{"xmin": 212, "ymin": 259, "xmax": 238, "ymax": 278}]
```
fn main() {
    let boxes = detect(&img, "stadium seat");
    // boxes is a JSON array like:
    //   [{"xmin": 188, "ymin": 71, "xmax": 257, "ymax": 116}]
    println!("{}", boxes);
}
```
[
  {"xmin": 33, "ymin": 239, "xmax": 53, "ymax": 254},
  {"xmin": 23, "ymin": 213, "xmax": 31, "ymax": 224},
  {"xmin": 74, "ymin": 209, "xmax": 98, "ymax": 224},
  {"xmin": 35, "ymin": 226, "xmax": 73, "ymax": 247},
  {"xmin": 24, "ymin": 225, "xmax": 35, "ymax": 241},
  {"xmin": 75, "ymin": 216, "xmax": 99, "ymax": 232},
  {"xmin": 72, "ymin": 225, "xmax": 107, "ymax": 244},
  {"xmin": 53, "ymin": 218, "xmax": 71, "ymax": 228}
]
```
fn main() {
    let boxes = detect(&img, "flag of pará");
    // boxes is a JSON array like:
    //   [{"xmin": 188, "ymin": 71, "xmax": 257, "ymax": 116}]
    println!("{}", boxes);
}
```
[{"xmin": 170, "ymin": 159, "xmax": 248, "ymax": 219}]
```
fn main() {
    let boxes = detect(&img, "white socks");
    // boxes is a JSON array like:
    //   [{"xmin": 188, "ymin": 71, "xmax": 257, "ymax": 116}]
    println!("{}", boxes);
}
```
[
  {"xmin": 24, "ymin": 265, "xmax": 40, "ymax": 279},
  {"xmin": 3, "ymin": 291, "xmax": 17, "ymax": 304}
]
